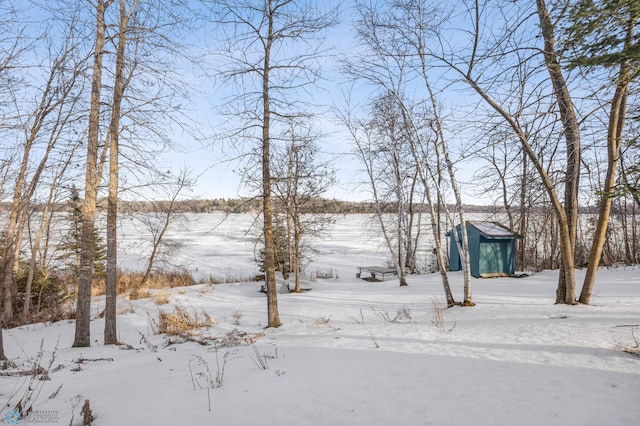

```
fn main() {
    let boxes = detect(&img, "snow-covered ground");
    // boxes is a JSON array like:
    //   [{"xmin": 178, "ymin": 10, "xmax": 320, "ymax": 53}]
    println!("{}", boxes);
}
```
[{"xmin": 2, "ymin": 214, "xmax": 639, "ymax": 425}]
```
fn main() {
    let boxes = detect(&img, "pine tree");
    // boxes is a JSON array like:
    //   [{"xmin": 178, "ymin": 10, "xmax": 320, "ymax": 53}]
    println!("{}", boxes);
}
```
[{"xmin": 59, "ymin": 186, "xmax": 106, "ymax": 281}]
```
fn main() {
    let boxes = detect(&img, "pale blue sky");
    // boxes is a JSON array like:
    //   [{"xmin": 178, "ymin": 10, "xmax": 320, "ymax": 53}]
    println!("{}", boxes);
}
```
[{"xmin": 158, "ymin": 0, "xmax": 482, "ymax": 204}]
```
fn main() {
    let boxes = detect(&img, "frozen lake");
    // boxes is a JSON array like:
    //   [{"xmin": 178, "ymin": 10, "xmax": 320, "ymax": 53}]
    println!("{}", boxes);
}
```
[{"xmin": 117, "ymin": 212, "xmax": 438, "ymax": 282}]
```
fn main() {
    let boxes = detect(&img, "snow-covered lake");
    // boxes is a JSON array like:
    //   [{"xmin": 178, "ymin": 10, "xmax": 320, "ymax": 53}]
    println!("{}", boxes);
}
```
[{"xmin": 117, "ymin": 212, "xmax": 437, "ymax": 282}]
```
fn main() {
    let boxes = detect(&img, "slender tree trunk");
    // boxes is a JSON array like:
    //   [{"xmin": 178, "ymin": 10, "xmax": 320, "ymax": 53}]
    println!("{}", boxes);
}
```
[
  {"xmin": 391, "ymin": 141, "xmax": 408, "ymax": 287},
  {"xmin": 425, "ymin": 79, "xmax": 472, "ymax": 304},
  {"xmin": 105, "ymin": 0, "xmax": 133, "ymax": 345},
  {"xmin": 293, "ymin": 229, "xmax": 302, "ymax": 293},
  {"xmin": 0, "ymin": 328, "xmax": 5, "ymax": 360},
  {"xmin": 420, "ymin": 168, "xmax": 457, "ymax": 306},
  {"xmin": 517, "ymin": 151, "xmax": 528, "ymax": 271},
  {"xmin": 263, "ymin": 6, "xmax": 281, "ymax": 328},
  {"xmin": 399, "ymin": 99, "xmax": 456, "ymax": 305},
  {"xmin": 405, "ymin": 172, "xmax": 418, "ymax": 272},
  {"xmin": 105, "ymin": 120, "xmax": 119, "ymax": 344},
  {"xmin": 536, "ymin": 0, "xmax": 580, "ymax": 304},
  {"xmin": 74, "ymin": 0, "xmax": 111, "ymax": 347},
  {"xmin": 22, "ymin": 189, "xmax": 56, "ymax": 324},
  {"xmin": 579, "ymin": 22, "xmax": 633, "ymax": 303}
]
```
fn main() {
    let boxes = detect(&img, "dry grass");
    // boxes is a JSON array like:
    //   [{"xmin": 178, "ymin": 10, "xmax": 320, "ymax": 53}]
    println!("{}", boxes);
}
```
[
  {"xmin": 92, "ymin": 270, "xmax": 195, "ymax": 298},
  {"xmin": 198, "ymin": 270, "xmax": 261, "ymax": 285},
  {"xmin": 150, "ymin": 304, "xmax": 217, "ymax": 336},
  {"xmin": 151, "ymin": 289, "xmax": 172, "ymax": 305}
]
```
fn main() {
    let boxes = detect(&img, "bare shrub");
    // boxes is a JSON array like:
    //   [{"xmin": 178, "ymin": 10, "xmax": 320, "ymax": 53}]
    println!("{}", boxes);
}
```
[
  {"xmin": 311, "ymin": 315, "xmax": 341, "ymax": 331},
  {"xmin": 2, "ymin": 339, "xmax": 60, "ymax": 421},
  {"xmin": 27, "ymin": 304, "xmax": 76, "ymax": 324},
  {"xmin": 351, "ymin": 308, "xmax": 365, "ymax": 324},
  {"xmin": 373, "ymin": 306, "xmax": 412, "ymax": 323},
  {"xmin": 313, "ymin": 268, "xmax": 338, "ymax": 280},
  {"xmin": 249, "ymin": 344, "xmax": 279, "ymax": 370},
  {"xmin": 431, "ymin": 298, "xmax": 455, "ymax": 332},
  {"xmin": 231, "ymin": 311, "xmax": 242, "ymax": 325},
  {"xmin": 199, "ymin": 269, "xmax": 260, "ymax": 285},
  {"xmin": 189, "ymin": 350, "xmax": 232, "ymax": 412},
  {"xmin": 617, "ymin": 325, "xmax": 640, "ymax": 357},
  {"xmin": 216, "ymin": 329, "xmax": 264, "ymax": 348},
  {"xmin": 431, "ymin": 298, "xmax": 445, "ymax": 332}
]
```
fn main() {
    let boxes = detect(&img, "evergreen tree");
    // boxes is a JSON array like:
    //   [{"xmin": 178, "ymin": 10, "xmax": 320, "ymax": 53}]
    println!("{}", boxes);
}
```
[{"xmin": 59, "ymin": 186, "xmax": 106, "ymax": 281}]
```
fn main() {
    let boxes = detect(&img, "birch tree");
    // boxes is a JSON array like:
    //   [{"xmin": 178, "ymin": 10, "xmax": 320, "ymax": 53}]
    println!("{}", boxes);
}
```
[
  {"xmin": 345, "ymin": 93, "xmax": 413, "ymax": 287},
  {"xmin": 416, "ymin": 0, "xmax": 582, "ymax": 304},
  {"xmin": 345, "ymin": 0, "xmax": 470, "ymax": 302}
]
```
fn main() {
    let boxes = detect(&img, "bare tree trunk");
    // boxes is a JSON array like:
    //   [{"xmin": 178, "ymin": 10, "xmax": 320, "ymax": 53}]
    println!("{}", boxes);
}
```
[
  {"xmin": 1, "ymin": 95, "xmax": 52, "ymax": 322},
  {"xmin": 391, "ymin": 140, "xmax": 408, "ymax": 287},
  {"xmin": 74, "ymin": 0, "xmax": 112, "ymax": 348},
  {"xmin": 619, "ymin": 156, "xmax": 637, "ymax": 263},
  {"xmin": 579, "ymin": 18, "xmax": 634, "ymax": 304},
  {"xmin": 105, "ymin": 0, "xmax": 136, "ymax": 345},
  {"xmin": 405, "ymin": 174, "xmax": 418, "ymax": 272},
  {"xmin": 517, "ymin": 151, "xmax": 528, "ymax": 271},
  {"xmin": 0, "ymin": 328, "xmax": 5, "ymax": 360},
  {"xmin": 407, "ymin": 137, "xmax": 457, "ymax": 306},
  {"xmin": 422, "ymin": 78, "xmax": 473, "ymax": 304},
  {"xmin": 263, "ymin": 8, "xmax": 281, "ymax": 328},
  {"xmin": 22, "ymin": 181, "xmax": 60, "ymax": 324},
  {"xmin": 293, "ymin": 229, "xmax": 302, "ymax": 293},
  {"xmin": 536, "ymin": 0, "xmax": 580, "ymax": 304},
  {"xmin": 211, "ymin": 0, "xmax": 336, "ymax": 323}
]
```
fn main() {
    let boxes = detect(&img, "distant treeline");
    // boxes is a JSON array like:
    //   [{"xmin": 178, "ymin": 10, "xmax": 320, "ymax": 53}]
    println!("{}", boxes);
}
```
[{"xmin": 0, "ymin": 197, "xmax": 604, "ymax": 215}]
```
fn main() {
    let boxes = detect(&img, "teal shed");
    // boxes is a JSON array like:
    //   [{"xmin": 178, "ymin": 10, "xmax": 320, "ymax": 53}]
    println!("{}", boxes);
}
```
[{"xmin": 446, "ymin": 222, "xmax": 521, "ymax": 278}]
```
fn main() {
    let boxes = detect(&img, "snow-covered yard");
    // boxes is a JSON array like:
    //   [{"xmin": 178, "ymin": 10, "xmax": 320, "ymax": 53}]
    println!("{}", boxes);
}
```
[
  {"xmin": 2, "ymin": 213, "xmax": 639, "ymax": 425},
  {"xmin": 2, "ymin": 267, "xmax": 639, "ymax": 425}
]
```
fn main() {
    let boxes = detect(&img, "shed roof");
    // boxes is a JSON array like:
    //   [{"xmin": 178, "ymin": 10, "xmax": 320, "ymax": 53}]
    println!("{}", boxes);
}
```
[
  {"xmin": 471, "ymin": 222, "xmax": 517, "ymax": 238},
  {"xmin": 446, "ymin": 221, "xmax": 521, "ymax": 239}
]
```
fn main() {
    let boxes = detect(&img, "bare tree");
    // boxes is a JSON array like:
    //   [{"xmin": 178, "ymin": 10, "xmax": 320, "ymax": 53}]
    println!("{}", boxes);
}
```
[
  {"xmin": 208, "ymin": 0, "xmax": 338, "ymax": 327},
  {"xmin": 535, "ymin": 0, "xmax": 581, "ymax": 304},
  {"xmin": 73, "ymin": 0, "xmax": 113, "ymax": 348},
  {"xmin": 71, "ymin": 0, "xmax": 196, "ymax": 346},
  {"xmin": 415, "ymin": 0, "xmax": 581, "ymax": 304},
  {"xmin": 21, "ymin": 133, "xmax": 83, "ymax": 325},
  {"xmin": 104, "ymin": 0, "xmax": 139, "ymax": 345},
  {"xmin": 345, "ymin": 0, "xmax": 471, "ymax": 302},
  {"xmin": 1, "ymin": 15, "xmax": 85, "ymax": 326},
  {"xmin": 271, "ymin": 120, "xmax": 336, "ymax": 292},
  {"xmin": 126, "ymin": 170, "xmax": 195, "ymax": 286},
  {"xmin": 344, "ymin": 93, "xmax": 412, "ymax": 287}
]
